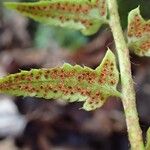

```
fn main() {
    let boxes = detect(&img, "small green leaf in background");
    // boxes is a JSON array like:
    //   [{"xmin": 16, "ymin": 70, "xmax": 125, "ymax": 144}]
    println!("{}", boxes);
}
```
[
  {"xmin": 127, "ymin": 7, "xmax": 150, "ymax": 56},
  {"xmin": 34, "ymin": 25, "xmax": 87, "ymax": 50},
  {"xmin": 0, "ymin": 49, "xmax": 120, "ymax": 111},
  {"xmin": 145, "ymin": 127, "xmax": 150, "ymax": 150},
  {"xmin": 4, "ymin": 0, "xmax": 108, "ymax": 36}
]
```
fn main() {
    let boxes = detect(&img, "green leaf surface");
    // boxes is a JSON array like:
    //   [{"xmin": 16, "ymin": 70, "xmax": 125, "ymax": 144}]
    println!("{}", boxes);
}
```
[
  {"xmin": 146, "ymin": 127, "xmax": 150, "ymax": 150},
  {"xmin": 4, "ymin": 0, "xmax": 107, "ymax": 36},
  {"xmin": 127, "ymin": 7, "xmax": 150, "ymax": 56},
  {"xmin": 0, "ymin": 50, "xmax": 120, "ymax": 111}
]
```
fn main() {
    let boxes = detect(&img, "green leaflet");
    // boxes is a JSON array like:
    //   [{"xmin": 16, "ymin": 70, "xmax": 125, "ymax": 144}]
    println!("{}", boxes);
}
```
[
  {"xmin": 0, "ymin": 49, "xmax": 120, "ymax": 111},
  {"xmin": 4, "ymin": 0, "xmax": 107, "ymax": 36},
  {"xmin": 146, "ymin": 127, "xmax": 150, "ymax": 150},
  {"xmin": 127, "ymin": 7, "xmax": 150, "ymax": 56}
]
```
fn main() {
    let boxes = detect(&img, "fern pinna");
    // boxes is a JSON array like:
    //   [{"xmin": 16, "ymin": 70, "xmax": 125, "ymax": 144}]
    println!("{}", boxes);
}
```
[{"xmin": 0, "ymin": 50, "xmax": 120, "ymax": 111}]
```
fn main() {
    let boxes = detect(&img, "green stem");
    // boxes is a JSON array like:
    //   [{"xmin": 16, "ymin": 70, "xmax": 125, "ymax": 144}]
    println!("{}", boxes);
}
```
[{"xmin": 107, "ymin": 0, "xmax": 144, "ymax": 149}]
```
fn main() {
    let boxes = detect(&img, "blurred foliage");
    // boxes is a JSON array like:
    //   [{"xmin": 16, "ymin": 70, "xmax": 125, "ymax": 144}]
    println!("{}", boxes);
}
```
[{"xmin": 34, "ymin": 25, "xmax": 88, "ymax": 51}]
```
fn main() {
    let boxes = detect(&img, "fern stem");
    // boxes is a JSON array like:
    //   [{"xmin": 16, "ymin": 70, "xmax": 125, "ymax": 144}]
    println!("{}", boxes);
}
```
[{"xmin": 107, "ymin": 0, "xmax": 144, "ymax": 149}]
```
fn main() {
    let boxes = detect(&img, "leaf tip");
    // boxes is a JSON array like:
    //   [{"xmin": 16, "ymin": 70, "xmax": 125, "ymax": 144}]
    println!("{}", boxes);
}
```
[
  {"xmin": 106, "ymin": 48, "xmax": 114, "ymax": 56},
  {"xmin": 127, "ymin": 6, "xmax": 150, "ymax": 57}
]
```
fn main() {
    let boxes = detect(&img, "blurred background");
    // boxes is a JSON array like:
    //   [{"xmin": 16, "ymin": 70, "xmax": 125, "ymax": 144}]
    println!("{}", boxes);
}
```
[{"xmin": 0, "ymin": 0, "xmax": 150, "ymax": 150}]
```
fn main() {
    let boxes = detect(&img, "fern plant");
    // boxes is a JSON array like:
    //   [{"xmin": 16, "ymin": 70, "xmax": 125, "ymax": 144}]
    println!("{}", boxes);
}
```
[{"xmin": 2, "ymin": 0, "xmax": 150, "ymax": 149}]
